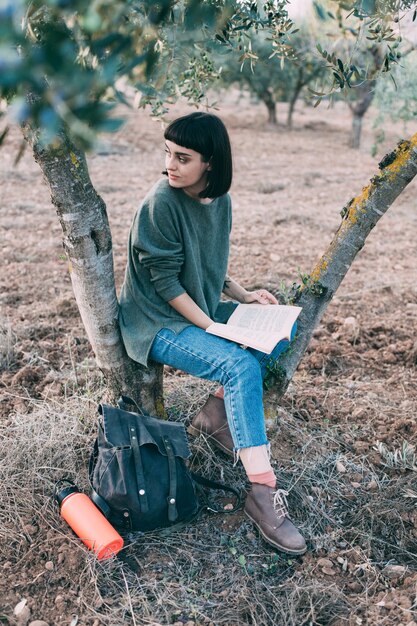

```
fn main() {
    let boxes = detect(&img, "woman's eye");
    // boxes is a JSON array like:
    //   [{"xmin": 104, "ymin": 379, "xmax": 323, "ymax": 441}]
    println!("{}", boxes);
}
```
[{"xmin": 178, "ymin": 157, "xmax": 186, "ymax": 163}]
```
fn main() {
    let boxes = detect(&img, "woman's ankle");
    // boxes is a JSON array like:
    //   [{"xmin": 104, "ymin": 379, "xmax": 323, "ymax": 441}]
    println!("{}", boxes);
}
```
[
  {"xmin": 213, "ymin": 386, "xmax": 224, "ymax": 399},
  {"xmin": 247, "ymin": 470, "xmax": 276, "ymax": 488}
]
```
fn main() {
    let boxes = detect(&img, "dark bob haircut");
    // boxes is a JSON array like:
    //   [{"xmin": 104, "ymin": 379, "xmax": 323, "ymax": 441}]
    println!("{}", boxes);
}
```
[{"xmin": 164, "ymin": 111, "xmax": 232, "ymax": 198}]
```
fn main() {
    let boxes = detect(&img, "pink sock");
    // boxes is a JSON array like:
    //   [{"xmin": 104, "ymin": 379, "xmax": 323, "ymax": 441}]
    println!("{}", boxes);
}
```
[
  {"xmin": 213, "ymin": 386, "xmax": 224, "ymax": 399},
  {"xmin": 247, "ymin": 470, "xmax": 277, "ymax": 488}
]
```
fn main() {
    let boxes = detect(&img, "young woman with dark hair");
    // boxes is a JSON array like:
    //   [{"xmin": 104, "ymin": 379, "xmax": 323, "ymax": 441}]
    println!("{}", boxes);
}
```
[{"xmin": 119, "ymin": 111, "xmax": 306, "ymax": 555}]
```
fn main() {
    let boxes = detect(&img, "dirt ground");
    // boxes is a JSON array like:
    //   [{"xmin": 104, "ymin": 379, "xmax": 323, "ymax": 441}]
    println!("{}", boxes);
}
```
[{"xmin": 0, "ymin": 93, "xmax": 416, "ymax": 626}]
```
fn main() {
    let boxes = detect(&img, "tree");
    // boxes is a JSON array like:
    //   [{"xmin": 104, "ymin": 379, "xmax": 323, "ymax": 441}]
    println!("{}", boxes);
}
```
[
  {"xmin": 220, "ymin": 30, "xmax": 325, "ymax": 128},
  {"xmin": 310, "ymin": 0, "xmax": 415, "ymax": 148},
  {"xmin": 2, "ymin": 0, "xmax": 417, "ymax": 412},
  {"xmin": 372, "ymin": 51, "xmax": 417, "ymax": 152}
]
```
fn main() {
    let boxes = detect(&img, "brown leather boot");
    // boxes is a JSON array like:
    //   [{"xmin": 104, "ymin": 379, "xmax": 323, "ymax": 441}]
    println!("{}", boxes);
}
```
[
  {"xmin": 244, "ymin": 483, "xmax": 307, "ymax": 555},
  {"xmin": 187, "ymin": 395, "xmax": 234, "ymax": 457}
]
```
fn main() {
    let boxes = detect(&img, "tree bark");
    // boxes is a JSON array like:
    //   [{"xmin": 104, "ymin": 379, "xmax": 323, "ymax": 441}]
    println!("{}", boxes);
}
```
[
  {"xmin": 261, "ymin": 89, "xmax": 278, "ymax": 125},
  {"xmin": 348, "ymin": 89, "xmax": 375, "ymax": 149},
  {"xmin": 287, "ymin": 83, "xmax": 302, "ymax": 130},
  {"xmin": 21, "ymin": 125, "xmax": 164, "ymax": 415},
  {"xmin": 350, "ymin": 113, "xmax": 363, "ymax": 150},
  {"xmin": 272, "ymin": 133, "xmax": 417, "ymax": 395}
]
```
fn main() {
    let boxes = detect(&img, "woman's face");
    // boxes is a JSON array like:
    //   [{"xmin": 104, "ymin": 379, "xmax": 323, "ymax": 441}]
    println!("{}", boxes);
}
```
[{"xmin": 165, "ymin": 140, "xmax": 211, "ymax": 199}]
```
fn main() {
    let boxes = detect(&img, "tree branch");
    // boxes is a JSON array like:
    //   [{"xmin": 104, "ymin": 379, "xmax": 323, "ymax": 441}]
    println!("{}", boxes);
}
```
[{"xmin": 272, "ymin": 133, "xmax": 417, "ymax": 395}]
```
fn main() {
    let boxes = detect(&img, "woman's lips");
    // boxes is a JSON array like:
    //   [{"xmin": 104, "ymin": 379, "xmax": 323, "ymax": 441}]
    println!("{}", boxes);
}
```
[{"xmin": 168, "ymin": 174, "xmax": 179, "ymax": 180}]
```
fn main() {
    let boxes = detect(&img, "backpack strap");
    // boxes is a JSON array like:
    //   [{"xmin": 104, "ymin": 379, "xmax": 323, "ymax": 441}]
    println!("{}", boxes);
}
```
[
  {"xmin": 190, "ymin": 472, "xmax": 242, "ymax": 514},
  {"xmin": 117, "ymin": 395, "xmax": 145, "ymax": 415},
  {"xmin": 163, "ymin": 436, "xmax": 179, "ymax": 522},
  {"xmin": 90, "ymin": 487, "xmax": 112, "ymax": 519},
  {"xmin": 129, "ymin": 425, "xmax": 149, "ymax": 513}
]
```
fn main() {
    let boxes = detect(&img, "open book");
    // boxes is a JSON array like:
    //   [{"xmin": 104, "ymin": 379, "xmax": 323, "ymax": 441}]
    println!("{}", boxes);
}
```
[{"xmin": 206, "ymin": 304, "xmax": 302, "ymax": 354}]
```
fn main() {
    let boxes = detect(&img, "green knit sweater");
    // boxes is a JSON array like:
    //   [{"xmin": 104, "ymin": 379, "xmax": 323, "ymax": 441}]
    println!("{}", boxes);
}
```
[{"xmin": 119, "ymin": 178, "xmax": 236, "ymax": 367}]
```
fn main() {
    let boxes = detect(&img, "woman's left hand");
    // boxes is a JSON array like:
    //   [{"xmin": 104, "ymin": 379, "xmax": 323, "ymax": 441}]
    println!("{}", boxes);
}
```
[{"xmin": 244, "ymin": 289, "xmax": 278, "ymax": 305}]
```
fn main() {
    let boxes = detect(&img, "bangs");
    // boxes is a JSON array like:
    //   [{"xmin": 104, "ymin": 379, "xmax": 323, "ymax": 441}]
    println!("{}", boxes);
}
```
[{"xmin": 164, "ymin": 116, "xmax": 213, "ymax": 161}]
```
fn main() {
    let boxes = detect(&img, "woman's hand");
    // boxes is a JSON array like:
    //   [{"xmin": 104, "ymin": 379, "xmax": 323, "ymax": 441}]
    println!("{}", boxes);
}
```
[
  {"xmin": 223, "ymin": 275, "xmax": 278, "ymax": 305},
  {"xmin": 244, "ymin": 289, "xmax": 278, "ymax": 305}
]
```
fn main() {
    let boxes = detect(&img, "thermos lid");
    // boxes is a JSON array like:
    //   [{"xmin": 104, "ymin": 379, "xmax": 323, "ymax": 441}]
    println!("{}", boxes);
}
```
[{"xmin": 54, "ymin": 479, "xmax": 80, "ymax": 505}]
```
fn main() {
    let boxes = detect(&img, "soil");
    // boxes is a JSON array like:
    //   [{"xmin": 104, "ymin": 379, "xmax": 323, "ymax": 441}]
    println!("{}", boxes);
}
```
[{"xmin": 0, "ymin": 94, "xmax": 416, "ymax": 626}]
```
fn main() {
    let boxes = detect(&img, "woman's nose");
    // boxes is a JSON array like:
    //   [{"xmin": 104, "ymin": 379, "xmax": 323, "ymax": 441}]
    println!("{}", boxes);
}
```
[{"xmin": 166, "ymin": 155, "xmax": 176, "ymax": 170}]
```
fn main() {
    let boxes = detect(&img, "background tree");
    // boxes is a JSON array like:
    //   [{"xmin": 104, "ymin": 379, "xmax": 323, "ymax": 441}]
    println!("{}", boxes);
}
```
[
  {"xmin": 310, "ymin": 0, "xmax": 415, "ymax": 148},
  {"xmin": 219, "ymin": 30, "xmax": 326, "ymax": 128},
  {"xmin": 372, "ymin": 51, "xmax": 417, "ymax": 152}
]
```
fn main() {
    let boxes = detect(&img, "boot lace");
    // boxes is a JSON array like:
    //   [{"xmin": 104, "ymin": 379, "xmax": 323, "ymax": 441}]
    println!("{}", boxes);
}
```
[{"xmin": 273, "ymin": 489, "xmax": 289, "ymax": 519}]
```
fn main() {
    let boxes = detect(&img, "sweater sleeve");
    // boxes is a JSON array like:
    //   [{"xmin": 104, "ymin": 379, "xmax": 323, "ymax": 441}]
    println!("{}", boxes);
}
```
[{"xmin": 133, "ymin": 198, "xmax": 186, "ymax": 302}]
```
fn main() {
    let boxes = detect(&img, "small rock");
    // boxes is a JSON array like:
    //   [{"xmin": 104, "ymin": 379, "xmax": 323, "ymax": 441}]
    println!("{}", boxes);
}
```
[
  {"xmin": 366, "ymin": 480, "xmax": 378, "ymax": 491},
  {"xmin": 351, "ymin": 482, "xmax": 361, "ymax": 489},
  {"xmin": 14, "ymin": 599, "xmax": 31, "ymax": 626},
  {"xmin": 344, "ymin": 316, "xmax": 357, "ymax": 326},
  {"xmin": 223, "ymin": 503, "xmax": 234, "ymax": 511},
  {"xmin": 322, "ymin": 567, "xmax": 336, "ymax": 576},
  {"xmin": 384, "ymin": 601, "xmax": 396, "ymax": 609},
  {"xmin": 29, "ymin": 621, "xmax": 49, "ymax": 626},
  {"xmin": 336, "ymin": 460, "xmax": 347, "ymax": 474},
  {"xmin": 54, "ymin": 594, "xmax": 64, "ymax": 605},
  {"xmin": 317, "ymin": 558, "xmax": 334, "ymax": 569},
  {"xmin": 44, "ymin": 561, "xmax": 54, "ymax": 571},
  {"xmin": 383, "ymin": 564, "xmax": 407, "ymax": 579},
  {"xmin": 398, "ymin": 596, "xmax": 412, "ymax": 609}
]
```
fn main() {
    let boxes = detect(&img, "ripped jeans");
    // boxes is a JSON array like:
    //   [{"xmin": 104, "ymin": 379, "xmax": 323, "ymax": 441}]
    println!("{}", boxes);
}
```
[{"xmin": 149, "ymin": 324, "xmax": 294, "ymax": 451}]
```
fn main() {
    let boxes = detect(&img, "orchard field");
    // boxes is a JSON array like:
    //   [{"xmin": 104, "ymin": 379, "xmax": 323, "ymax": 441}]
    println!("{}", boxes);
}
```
[{"xmin": 0, "ymin": 94, "xmax": 416, "ymax": 625}]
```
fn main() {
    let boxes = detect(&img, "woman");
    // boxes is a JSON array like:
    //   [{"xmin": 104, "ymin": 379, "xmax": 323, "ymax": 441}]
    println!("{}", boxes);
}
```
[{"xmin": 119, "ymin": 111, "xmax": 306, "ymax": 555}]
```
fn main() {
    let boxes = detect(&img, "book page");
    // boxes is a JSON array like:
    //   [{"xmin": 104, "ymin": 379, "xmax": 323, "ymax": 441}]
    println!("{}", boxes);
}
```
[
  {"xmin": 227, "ymin": 304, "xmax": 301, "ymax": 337},
  {"xmin": 206, "ymin": 323, "xmax": 279, "ymax": 353}
]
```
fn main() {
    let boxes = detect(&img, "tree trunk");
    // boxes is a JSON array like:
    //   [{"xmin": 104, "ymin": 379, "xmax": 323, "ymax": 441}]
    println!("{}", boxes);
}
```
[
  {"xmin": 21, "ymin": 125, "xmax": 164, "ymax": 415},
  {"xmin": 273, "ymin": 133, "xmax": 417, "ymax": 395},
  {"xmin": 350, "ymin": 113, "xmax": 363, "ymax": 149},
  {"xmin": 261, "ymin": 89, "xmax": 277, "ymax": 125},
  {"xmin": 287, "ymin": 84, "xmax": 302, "ymax": 130},
  {"xmin": 348, "ymin": 89, "xmax": 375, "ymax": 149}
]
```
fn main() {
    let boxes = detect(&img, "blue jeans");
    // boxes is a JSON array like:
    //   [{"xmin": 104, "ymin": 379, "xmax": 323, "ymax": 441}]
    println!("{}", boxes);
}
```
[{"xmin": 149, "ymin": 325, "xmax": 293, "ymax": 451}]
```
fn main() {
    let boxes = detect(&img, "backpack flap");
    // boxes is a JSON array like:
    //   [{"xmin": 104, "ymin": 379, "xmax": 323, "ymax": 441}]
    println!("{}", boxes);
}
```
[{"xmin": 99, "ymin": 404, "xmax": 191, "ymax": 460}]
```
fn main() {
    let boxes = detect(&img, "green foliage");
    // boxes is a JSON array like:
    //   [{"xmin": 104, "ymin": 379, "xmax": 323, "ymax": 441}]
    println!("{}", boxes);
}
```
[
  {"xmin": 0, "ymin": 0, "xmax": 301, "ymax": 147},
  {"xmin": 1, "ymin": 0, "xmax": 414, "ymax": 147},
  {"xmin": 308, "ymin": 0, "xmax": 412, "ymax": 103},
  {"xmin": 372, "ymin": 52, "xmax": 417, "ymax": 154},
  {"xmin": 219, "ymin": 28, "xmax": 326, "ymax": 123}
]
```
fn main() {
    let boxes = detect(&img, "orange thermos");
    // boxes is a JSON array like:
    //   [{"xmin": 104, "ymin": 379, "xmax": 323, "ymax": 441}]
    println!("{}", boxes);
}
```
[{"xmin": 55, "ymin": 481, "xmax": 124, "ymax": 560}]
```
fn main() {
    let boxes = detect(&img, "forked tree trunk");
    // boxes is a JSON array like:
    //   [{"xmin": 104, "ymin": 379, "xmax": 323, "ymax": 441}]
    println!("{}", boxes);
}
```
[
  {"xmin": 273, "ymin": 133, "xmax": 417, "ymax": 395},
  {"xmin": 20, "ymin": 122, "xmax": 417, "ymax": 409},
  {"xmin": 21, "ymin": 125, "xmax": 164, "ymax": 414}
]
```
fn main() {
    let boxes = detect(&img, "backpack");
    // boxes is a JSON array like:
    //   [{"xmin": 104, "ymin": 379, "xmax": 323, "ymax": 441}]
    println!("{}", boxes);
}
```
[{"xmin": 89, "ymin": 397, "xmax": 241, "ymax": 532}]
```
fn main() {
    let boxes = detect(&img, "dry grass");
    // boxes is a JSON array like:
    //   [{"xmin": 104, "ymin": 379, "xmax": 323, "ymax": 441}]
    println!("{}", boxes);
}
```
[
  {"xmin": 0, "ymin": 317, "xmax": 15, "ymax": 371},
  {"xmin": 1, "ymin": 372, "xmax": 416, "ymax": 625}
]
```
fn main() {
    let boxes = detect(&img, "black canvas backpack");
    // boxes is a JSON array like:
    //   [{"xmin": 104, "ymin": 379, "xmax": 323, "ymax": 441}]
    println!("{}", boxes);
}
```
[{"xmin": 89, "ymin": 397, "xmax": 241, "ymax": 532}]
